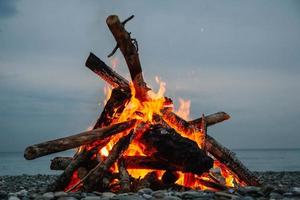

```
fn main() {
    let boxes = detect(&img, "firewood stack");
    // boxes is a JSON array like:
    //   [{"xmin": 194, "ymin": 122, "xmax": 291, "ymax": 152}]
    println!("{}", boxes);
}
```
[{"xmin": 24, "ymin": 15, "xmax": 261, "ymax": 193}]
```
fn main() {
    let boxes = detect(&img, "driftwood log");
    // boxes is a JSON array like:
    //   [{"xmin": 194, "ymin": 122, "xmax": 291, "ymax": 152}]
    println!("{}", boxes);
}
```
[
  {"xmin": 206, "ymin": 135, "xmax": 260, "ymax": 186},
  {"xmin": 24, "ymin": 120, "xmax": 136, "ymax": 160},
  {"xmin": 106, "ymin": 15, "xmax": 149, "ymax": 100}
]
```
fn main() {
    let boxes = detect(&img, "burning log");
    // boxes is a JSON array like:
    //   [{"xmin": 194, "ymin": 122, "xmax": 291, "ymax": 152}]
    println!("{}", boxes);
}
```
[
  {"xmin": 51, "ymin": 156, "xmax": 187, "ymax": 171},
  {"xmin": 24, "ymin": 120, "xmax": 136, "ymax": 160},
  {"xmin": 82, "ymin": 131, "xmax": 134, "ymax": 192},
  {"xmin": 139, "ymin": 125, "xmax": 213, "ymax": 175},
  {"xmin": 196, "ymin": 178, "xmax": 228, "ymax": 191},
  {"xmin": 93, "ymin": 87, "xmax": 131, "ymax": 128},
  {"xmin": 117, "ymin": 157, "xmax": 131, "ymax": 192},
  {"xmin": 106, "ymin": 15, "xmax": 150, "ymax": 100},
  {"xmin": 48, "ymin": 146, "xmax": 99, "ymax": 191},
  {"xmin": 206, "ymin": 135, "xmax": 261, "ymax": 186}
]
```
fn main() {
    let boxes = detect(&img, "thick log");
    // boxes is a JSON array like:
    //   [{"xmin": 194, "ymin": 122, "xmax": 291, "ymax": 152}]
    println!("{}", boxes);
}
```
[
  {"xmin": 85, "ymin": 52, "xmax": 129, "ymax": 89},
  {"xmin": 206, "ymin": 135, "xmax": 261, "ymax": 186},
  {"xmin": 51, "ymin": 156, "xmax": 183, "ymax": 171},
  {"xmin": 24, "ymin": 120, "xmax": 136, "ymax": 160},
  {"xmin": 83, "ymin": 131, "xmax": 134, "ymax": 192},
  {"xmin": 106, "ymin": 15, "xmax": 149, "ymax": 100},
  {"xmin": 117, "ymin": 157, "xmax": 131, "ymax": 192},
  {"xmin": 139, "ymin": 125, "xmax": 213, "ymax": 175}
]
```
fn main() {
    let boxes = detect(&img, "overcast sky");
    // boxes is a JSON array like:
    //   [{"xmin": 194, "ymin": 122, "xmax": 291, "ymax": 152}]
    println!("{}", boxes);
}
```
[{"xmin": 0, "ymin": 0, "xmax": 300, "ymax": 152}]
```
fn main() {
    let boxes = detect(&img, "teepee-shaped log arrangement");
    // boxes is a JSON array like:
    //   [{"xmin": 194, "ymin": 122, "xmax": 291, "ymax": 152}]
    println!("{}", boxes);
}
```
[{"xmin": 24, "ymin": 15, "xmax": 260, "ymax": 193}]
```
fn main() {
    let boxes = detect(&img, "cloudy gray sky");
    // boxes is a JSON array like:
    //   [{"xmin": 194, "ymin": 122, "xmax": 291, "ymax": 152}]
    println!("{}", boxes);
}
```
[{"xmin": 0, "ymin": 0, "xmax": 300, "ymax": 152}]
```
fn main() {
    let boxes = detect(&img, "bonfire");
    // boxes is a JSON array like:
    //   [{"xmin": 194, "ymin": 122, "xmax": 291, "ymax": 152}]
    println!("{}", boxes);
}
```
[{"xmin": 24, "ymin": 15, "xmax": 260, "ymax": 193}]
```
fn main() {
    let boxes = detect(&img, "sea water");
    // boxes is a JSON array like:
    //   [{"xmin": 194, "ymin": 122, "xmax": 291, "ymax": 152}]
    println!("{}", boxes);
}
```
[{"xmin": 0, "ymin": 149, "xmax": 299, "ymax": 175}]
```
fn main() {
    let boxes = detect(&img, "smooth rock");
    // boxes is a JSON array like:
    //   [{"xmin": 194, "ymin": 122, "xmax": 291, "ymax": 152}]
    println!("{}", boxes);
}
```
[
  {"xmin": 181, "ymin": 191, "xmax": 204, "ymax": 199},
  {"xmin": 8, "ymin": 196, "xmax": 21, "ymax": 200},
  {"xmin": 42, "ymin": 192, "xmax": 54, "ymax": 199},
  {"xmin": 162, "ymin": 196, "xmax": 181, "ymax": 200},
  {"xmin": 111, "ymin": 194, "xmax": 143, "ymax": 200},
  {"xmin": 241, "ymin": 196, "xmax": 255, "ymax": 200},
  {"xmin": 57, "ymin": 197, "xmax": 78, "ymax": 200},
  {"xmin": 16, "ymin": 189, "xmax": 28, "ymax": 197},
  {"xmin": 102, "ymin": 192, "xmax": 116, "ymax": 198},
  {"xmin": 81, "ymin": 197, "xmax": 101, "ymax": 200},
  {"xmin": 152, "ymin": 190, "xmax": 166, "ymax": 199},
  {"xmin": 54, "ymin": 191, "xmax": 68, "ymax": 197},
  {"xmin": 269, "ymin": 192, "xmax": 282, "ymax": 199},
  {"xmin": 142, "ymin": 193, "xmax": 152, "ymax": 199},
  {"xmin": 138, "ymin": 188, "xmax": 153, "ymax": 195}
]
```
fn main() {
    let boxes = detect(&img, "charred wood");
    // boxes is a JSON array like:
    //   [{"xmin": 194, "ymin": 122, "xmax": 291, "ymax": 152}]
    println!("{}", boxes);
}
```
[
  {"xmin": 139, "ymin": 125, "xmax": 213, "ymax": 175},
  {"xmin": 117, "ymin": 157, "xmax": 131, "ymax": 192},
  {"xmin": 82, "ymin": 131, "xmax": 134, "ymax": 192}
]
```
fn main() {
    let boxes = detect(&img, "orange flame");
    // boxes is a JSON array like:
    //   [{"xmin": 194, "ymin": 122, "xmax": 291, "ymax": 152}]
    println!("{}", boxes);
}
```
[{"xmin": 70, "ymin": 74, "xmax": 242, "ymax": 191}]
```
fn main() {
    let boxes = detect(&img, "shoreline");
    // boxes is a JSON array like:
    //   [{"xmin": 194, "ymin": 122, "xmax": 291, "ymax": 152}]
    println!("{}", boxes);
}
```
[{"xmin": 0, "ymin": 172, "xmax": 300, "ymax": 199}]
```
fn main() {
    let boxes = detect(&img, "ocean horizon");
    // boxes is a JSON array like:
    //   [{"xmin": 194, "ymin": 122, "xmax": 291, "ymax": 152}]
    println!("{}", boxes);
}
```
[{"xmin": 0, "ymin": 148, "xmax": 299, "ymax": 175}]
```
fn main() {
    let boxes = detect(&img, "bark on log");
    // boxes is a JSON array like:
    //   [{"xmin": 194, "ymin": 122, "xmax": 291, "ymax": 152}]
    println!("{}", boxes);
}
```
[
  {"xmin": 83, "ymin": 131, "xmax": 134, "ymax": 192},
  {"xmin": 48, "ymin": 146, "xmax": 99, "ymax": 191},
  {"xmin": 206, "ymin": 135, "xmax": 261, "ymax": 186},
  {"xmin": 117, "ymin": 157, "xmax": 131, "ymax": 192},
  {"xmin": 51, "ymin": 156, "xmax": 184, "ymax": 171},
  {"xmin": 161, "ymin": 109, "xmax": 230, "ymax": 134},
  {"xmin": 106, "ymin": 15, "xmax": 149, "ymax": 100},
  {"xmin": 24, "ymin": 120, "xmax": 136, "ymax": 160},
  {"xmin": 139, "ymin": 125, "xmax": 213, "ymax": 175},
  {"xmin": 85, "ymin": 52, "xmax": 129, "ymax": 89}
]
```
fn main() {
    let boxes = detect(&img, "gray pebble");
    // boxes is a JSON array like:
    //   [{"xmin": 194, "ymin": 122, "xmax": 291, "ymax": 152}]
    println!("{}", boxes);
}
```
[
  {"xmin": 111, "ymin": 194, "xmax": 143, "ymax": 200},
  {"xmin": 269, "ymin": 192, "xmax": 282, "ymax": 199},
  {"xmin": 138, "ymin": 188, "xmax": 153, "ymax": 195},
  {"xmin": 180, "ymin": 191, "xmax": 204, "ymax": 199},
  {"xmin": 241, "ymin": 196, "xmax": 255, "ymax": 200},
  {"xmin": 81, "ymin": 197, "xmax": 102, "ymax": 200},
  {"xmin": 54, "ymin": 191, "xmax": 68, "ymax": 197},
  {"xmin": 162, "ymin": 196, "xmax": 181, "ymax": 200},
  {"xmin": 8, "ymin": 196, "xmax": 21, "ymax": 200},
  {"xmin": 42, "ymin": 192, "xmax": 54, "ymax": 199},
  {"xmin": 57, "ymin": 197, "xmax": 78, "ymax": 200},
  {"xmin": 152, "ymin": 190, "xmax": 166, "ymax": 199},
  {"xmin": 142, "ymin": 193, "xmax": 152, "ymax": 199},
  {"xmin": 102, "ymin": 192, "xmax": 116, "ymax": 198}
]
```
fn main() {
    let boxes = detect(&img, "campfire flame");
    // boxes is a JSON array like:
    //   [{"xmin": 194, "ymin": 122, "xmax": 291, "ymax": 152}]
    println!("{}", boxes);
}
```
[{"xmin": 67, "ymin": 64, "xmax": 242, "ymax": 191}]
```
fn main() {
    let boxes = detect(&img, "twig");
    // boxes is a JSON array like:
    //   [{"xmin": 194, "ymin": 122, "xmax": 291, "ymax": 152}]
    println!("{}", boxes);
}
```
[{"xmin": 122, "ymin": 15, "xmax": 134, "ymax": 25}]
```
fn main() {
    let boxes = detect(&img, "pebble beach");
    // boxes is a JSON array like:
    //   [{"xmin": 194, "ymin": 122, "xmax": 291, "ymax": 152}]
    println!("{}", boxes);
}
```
[{"xmin": 1, "ymin": 172, "xmax": 300, "ymax": 200}]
